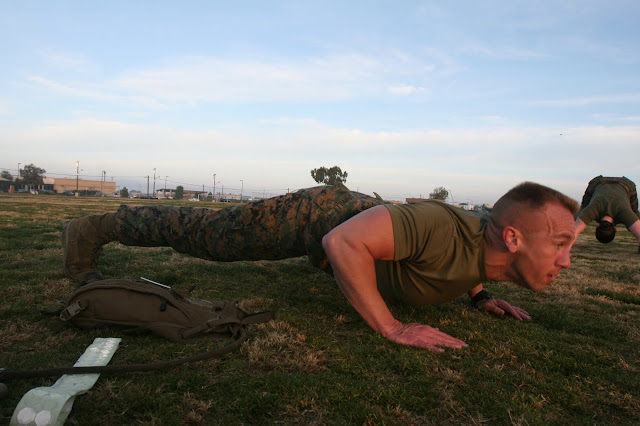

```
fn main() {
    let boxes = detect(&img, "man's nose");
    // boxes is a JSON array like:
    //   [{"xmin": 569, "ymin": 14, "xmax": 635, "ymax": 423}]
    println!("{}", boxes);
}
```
[{"xmin": 557, "ymin": 249, "xmax": 571, "ymax": 269}]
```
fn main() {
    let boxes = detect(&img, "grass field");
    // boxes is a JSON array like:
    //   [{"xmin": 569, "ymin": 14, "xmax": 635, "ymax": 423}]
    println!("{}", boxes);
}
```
[{"xmin": 1, "ymin": 193, "xmax": 639, "ymax": 425}]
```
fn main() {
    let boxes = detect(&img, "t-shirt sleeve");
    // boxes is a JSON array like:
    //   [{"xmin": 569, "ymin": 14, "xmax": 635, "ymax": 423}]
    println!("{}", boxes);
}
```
[
  {"xmin": 384, "ymin": 202, "xmax": 452, "ymax": 261},
  {"xmin": 578, "ymin": 198, "xmax": 602, "ymax": 224},
  {"xmin": 615, "ymin": 205, "xmax": 640, "ymax": 228}
]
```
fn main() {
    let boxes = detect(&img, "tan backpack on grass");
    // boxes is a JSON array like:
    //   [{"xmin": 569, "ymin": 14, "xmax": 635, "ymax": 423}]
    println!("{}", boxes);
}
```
[
  {"xmin": 59, "ymin": 278, "xmax": 273, "ymax": 342},
  {"xmin": 0, "ymin": 278, "xmax": 274, "ymax": 385}
]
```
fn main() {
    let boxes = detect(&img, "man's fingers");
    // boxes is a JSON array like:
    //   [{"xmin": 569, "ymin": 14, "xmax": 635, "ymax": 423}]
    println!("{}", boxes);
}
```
[
  {"xmin": 481, "ymin": 300, "xmax": 533, "ymax": 321},
  {"xmin": 415, "ymin": 339, "xmax": 464, "ymax": 352},
  {"xmin": 515, "ymin": 308, "xmax": 532, "ymax": 320},
  {"xmin": 481, "ymin": 300, "xmax": 505, "ymax": 316},
  {"xmin": 504, "ymin": 305, "xmax": 532, "ymax": 321},
  {"xmin": 422, "ymin": 344, "xmax": 445, "ymax": 353},
  {"xmin": 490, "ymin": 305, "xmax": 506, "ymax": 316},
  {"xmin": 418, "ymin": 329, "xmax": 467, "ymax": 350},
  {"xmin": 387, "ymin": 323, "xmax": 467, "ymax": 351}
]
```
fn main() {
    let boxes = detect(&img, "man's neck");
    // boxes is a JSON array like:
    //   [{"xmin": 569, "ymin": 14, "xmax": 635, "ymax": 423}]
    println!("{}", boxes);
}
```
[
  {"xmin": 483, "ymin": 221, "xmax": 514, "ymax": 282},
  {"xmin": 483, "ymin": 247, "xmax": 512, "ymax": 282}
]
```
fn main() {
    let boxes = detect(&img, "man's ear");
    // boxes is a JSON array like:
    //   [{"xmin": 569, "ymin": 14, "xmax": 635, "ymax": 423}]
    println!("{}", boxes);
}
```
[{"xmin": 503, "ymin": 226, "xmax": 520, "ymax": 253}]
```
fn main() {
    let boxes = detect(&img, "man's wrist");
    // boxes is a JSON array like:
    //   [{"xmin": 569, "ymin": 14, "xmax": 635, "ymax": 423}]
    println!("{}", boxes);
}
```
[
  {"xmin": 471, "ymin": 290, "xmax": 492, "ymax": 307},
  {"xmin": 380, "ymin": 319, "xmax": 404, "ymax": 338}
]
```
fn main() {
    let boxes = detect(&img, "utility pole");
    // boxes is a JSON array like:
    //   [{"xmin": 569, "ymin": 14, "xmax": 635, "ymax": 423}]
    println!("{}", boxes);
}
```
[
  {"xmin": 147, "ymin": 175, "xmax": 150, "ymax": 198},
  {"xmin": 17, "ymin": 163, "xmax": 21, "ymax": 179},
  {"xmin": 76, "ymin": 161, "xmax": 80, "ymax": 193},
  {"xmin": 164, "ymin": 176, "xmax": 169, "ymax": 198},
  {"xmin": 240, "ymin": 179, "xmax": 244, "ymax": 203},
  {"xmin": 212, "ymin": 174, "xmax": 216, "ymax": 202},
  {"xmin": 153, "ymin": 168, "xmax": 156, "ymax": 198},
  {"xmin": 101, "ymin": 170, "xmax": 105, "ymax": 195}
]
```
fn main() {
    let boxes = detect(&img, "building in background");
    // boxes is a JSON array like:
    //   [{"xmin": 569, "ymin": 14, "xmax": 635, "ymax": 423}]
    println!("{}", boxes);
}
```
[{"xmin": 45, "ymin": 177, "xmax": 117, "ymax": 195}]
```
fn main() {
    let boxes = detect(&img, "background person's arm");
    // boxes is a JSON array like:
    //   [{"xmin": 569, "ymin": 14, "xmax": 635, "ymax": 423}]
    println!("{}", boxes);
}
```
[
  {"xmin": 627, "ymin": 220, "xmax": 640, "ymax": 245},
  {"xmin": 574, "ymin": 218, "xmax": 588, "ymax": 237},
  {"xmin": 322, "ymin": 205, "xmax": 467, "ymax": 352}
]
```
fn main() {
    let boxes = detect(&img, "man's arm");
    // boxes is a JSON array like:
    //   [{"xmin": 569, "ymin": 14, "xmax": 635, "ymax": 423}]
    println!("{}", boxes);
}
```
[
  {"xmin": 467, "ymin": 284, "xmax": 531, "ymax": 320},
  {"xmin": 322, "ymin": 205, "xmax": 467, "ymax": 352},
  {"xmin": 574, "ymin": 218, "xmax": 588, "ymax": 237},
  {"xmin": 627, "ymin": 220, "xmax": 640, "ymax": 245}
]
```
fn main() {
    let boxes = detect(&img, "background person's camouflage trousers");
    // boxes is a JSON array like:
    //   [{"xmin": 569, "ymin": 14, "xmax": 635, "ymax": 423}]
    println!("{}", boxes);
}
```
[{"xmin": 113, "ymin": 185, "xmax": 383, "ymax": 274}]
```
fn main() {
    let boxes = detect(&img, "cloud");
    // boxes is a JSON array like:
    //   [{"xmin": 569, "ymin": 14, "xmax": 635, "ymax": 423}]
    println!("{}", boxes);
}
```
[
  {"xmin": 28, "ymin": 76, "xmax": 119, "ymax": 102},
  {"xmin": 112, "ymin": 54, "xmax": 385, "ymax": 104},
  {"xmin": 38, "ymin": 49, "xmax": 95, "ymax": 72},
  {"xmin": 388, "ymin": 85, "xmax": 426, "ymax": 95},
  {"xmin": 531, "ymin": 93, "xmax": 640, "ymax": 107},
  {"xmin": 564, "ymin": 35, "xmax": 640, "ymax": 64},
  {"xmin": 25, "ymin": 49, "xmax": 458, "ymax": 107},
  {"xmin": 460, "ymin": 43, "xmax": 549, "ymax": 60}
]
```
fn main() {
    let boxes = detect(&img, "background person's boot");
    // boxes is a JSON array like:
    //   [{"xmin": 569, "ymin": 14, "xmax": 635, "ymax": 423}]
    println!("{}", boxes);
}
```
[{"xmin": 62, "ymin": 212, "xmax": 117, "ymax": 283}]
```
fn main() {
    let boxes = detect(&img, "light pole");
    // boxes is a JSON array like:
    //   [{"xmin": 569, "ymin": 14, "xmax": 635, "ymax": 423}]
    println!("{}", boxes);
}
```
[
  {"xmin": 76, "ymin": 161, "xmax": 80, "ymax": 193},
  {"xmin": 164, "ymin": 176, "xmax": 169, "ymax": 198},
  {"xmin": 212, "ymin": 174, "xmax": 216, "ymax": 202},
  {"xmin": 153, "ymin": 168, "xmax": 156, "ymax": 198},
  {"xmin": 101, "ymin": 170, "xmax": 106, "ymax": 195},
  {"xmin": 240, "ymin": 179, "xmax": 243, "ymax": 203},
  {"xmin": 17, "ymin": 163, "xmax": 21, "ymax": 180}
]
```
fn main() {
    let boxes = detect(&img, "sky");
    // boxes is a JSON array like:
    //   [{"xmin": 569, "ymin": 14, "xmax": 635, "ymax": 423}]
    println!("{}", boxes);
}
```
[{"xmin": 1, "ymin": 1, "xmax": 639, "ymax": 204}]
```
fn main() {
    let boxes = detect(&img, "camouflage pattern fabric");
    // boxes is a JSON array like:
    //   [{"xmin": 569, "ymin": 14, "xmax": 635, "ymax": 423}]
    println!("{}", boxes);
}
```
[{"xmin": 115, "ymin": 185, "xmax": 383, "ymax": 273}]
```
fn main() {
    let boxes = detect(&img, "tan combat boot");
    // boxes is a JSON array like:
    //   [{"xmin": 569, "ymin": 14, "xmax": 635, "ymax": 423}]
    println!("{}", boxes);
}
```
[{"xmin": 62, "ymin": 212, "xmax": 117, "ymax": 283}]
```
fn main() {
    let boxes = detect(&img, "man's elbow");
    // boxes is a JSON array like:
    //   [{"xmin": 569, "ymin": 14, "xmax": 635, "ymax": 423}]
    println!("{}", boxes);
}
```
[{"xmin": 322, "ymin": 228, "xmax": 340, "ymax": 257}]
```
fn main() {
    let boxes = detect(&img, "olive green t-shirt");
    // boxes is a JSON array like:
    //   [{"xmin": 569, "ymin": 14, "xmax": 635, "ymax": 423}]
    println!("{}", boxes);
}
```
[
  {"xmin": 375, "ymin": 201, "xmax": 489, "ymax": 306},
  {"xmin": 578, "ymin": 183, "xmax": 640, "ymax": 228}
]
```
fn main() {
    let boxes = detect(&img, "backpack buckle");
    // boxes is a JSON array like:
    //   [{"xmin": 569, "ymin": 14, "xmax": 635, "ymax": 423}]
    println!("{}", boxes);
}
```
[{"xmin": 59, "ymin": 301, "xmax": 85, "ymax": 321}]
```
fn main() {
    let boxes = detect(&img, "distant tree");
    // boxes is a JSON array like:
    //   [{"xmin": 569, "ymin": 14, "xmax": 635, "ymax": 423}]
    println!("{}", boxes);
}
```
[
  {"xmin": 310, "ymin": 166, "xmax": 348, "ymax": 185},
  {"xmin": 175, "ymin": 185, "xmax": 184, "ymax": 200},
  {"xmin": 120, "ymin": 187, "xmax": 129, "ymax": 198},
  {"xmin": 20, "ymin": 164, "xmax": 46, "ymax": 186},
  {"xmin": 1, "ymin": 170, "xmax": 12, "ymax": 181},
  {"xmin": 429, "ymin": 186, "xmax": 450, "ymax": 201}
]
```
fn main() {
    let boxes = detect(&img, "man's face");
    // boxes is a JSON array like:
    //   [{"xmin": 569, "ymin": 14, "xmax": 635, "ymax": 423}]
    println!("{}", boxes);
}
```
[{"xmin": 511, "ymin": 203, "xmax": 576, "ymax": 291}]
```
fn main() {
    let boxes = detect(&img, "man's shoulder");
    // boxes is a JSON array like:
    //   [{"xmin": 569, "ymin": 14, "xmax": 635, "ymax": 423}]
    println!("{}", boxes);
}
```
[
  {"xmin": 385, "ymin": 201, "xmax": 487, "ymax": 224},
  {"xmin": 595, "ymin": 176, "xmax": 636, "ymax": 195},
  {"xmin": 586, "ymin": 176, "xmax": 635, "ymax": 194},
  {"xmin": 590, "ymin": 175, "xmax": 634, "ymax": 186},
  {"xmin": 386, "ymin": 200, "xmax": 458, "ymax": 214}
]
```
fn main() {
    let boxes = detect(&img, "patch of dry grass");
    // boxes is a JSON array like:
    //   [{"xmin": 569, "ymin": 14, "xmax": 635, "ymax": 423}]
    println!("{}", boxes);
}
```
[{"xmin": 241, "ymin": 320, "xmax": 326, "ymax": 373}]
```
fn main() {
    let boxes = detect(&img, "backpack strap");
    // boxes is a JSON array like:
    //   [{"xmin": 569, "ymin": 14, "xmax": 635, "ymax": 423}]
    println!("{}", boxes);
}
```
[
  {"xmin": 0, "ymin": 328, "xmax": 247, "ymax": 382},
  {"xmin": 181, "ymin": 310, "xmax": 274, "ymax": 339},
  {"xmin": 242, "ymin": 311, "xmax": 276, "ymax": 325}
]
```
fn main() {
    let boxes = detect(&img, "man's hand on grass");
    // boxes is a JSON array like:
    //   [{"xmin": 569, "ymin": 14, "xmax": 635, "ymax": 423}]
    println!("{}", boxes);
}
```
[
  {"xmin": 383, "ymin": 321, "xmax": 468, "ymax": 353},
  {"xmin": 476, "ymin": 299, "xmax": 531, "ymax": 321}
]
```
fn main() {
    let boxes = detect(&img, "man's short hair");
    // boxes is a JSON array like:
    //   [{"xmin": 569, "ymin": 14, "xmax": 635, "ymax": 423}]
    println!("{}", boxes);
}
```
[
  {"xmin": 595, "ymin": 220, "xmax": 616, "ymax": 243},
  {"xmin": 490, "ymin": 182, "xmax": 579, "ymax": 231}
]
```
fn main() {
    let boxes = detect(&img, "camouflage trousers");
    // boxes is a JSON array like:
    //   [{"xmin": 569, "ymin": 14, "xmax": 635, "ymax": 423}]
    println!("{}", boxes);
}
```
[{"xmin": 114, "ymin": 185, "xmax": 383, "ymax": 273}]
